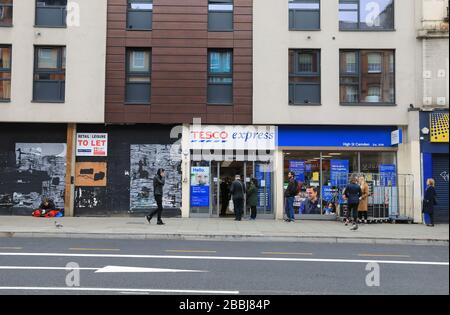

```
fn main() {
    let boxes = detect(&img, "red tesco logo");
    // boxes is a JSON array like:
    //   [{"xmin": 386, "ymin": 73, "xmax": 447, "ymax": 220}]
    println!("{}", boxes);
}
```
[{"xmin": 192, "ymin": 131, "xmax": 228, "ymax": 140}]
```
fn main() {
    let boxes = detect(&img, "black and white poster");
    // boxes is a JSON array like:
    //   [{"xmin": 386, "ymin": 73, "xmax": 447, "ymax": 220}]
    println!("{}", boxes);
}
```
[
  {"xmin": 130, "ymin": 144, "xmax": 182, "ymax": 211},
  {"xmin": 6, "ymin": 143, "xmax": 67, "ymax": 210}
]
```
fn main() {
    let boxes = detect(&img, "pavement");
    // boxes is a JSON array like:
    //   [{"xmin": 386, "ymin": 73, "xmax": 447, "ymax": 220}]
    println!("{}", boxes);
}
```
[{"xmin": 0, "ymin": 216, "xmax": 448, "ymax": 245}]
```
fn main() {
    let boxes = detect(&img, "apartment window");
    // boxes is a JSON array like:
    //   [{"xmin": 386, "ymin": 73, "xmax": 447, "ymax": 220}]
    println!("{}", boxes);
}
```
[
  {"xmin": 0, "ymin": 46, "xmax": 11, "ymax": 101},
  {"xmin": 289, "ymin": 0, "xmax": 320, "ymax": 30},
  {"xmin": 208, "ymin": 49, "xmax": 233, "ymax": 104},
  {"xmin": 126, "ymin": 49, "xmax": 151, "ymax": 104},
  {"xmin": 289, "ymin": 49, "xmax": 321, "ymax": 105},
  {"xmin": 0, "ymin": 0, "xmax": 13, "ymax": 26},
  {"xmin": 33, "ymin": 46, "xmax": 65, "ymax": 102},
  {"xmin": 340, "ymin": 50, "xmax": 395, "ymax": 105},
  {"xmin": 367, "ymin": 85, "xmax": 381, "ymax": 101},
  {"xmin": 208, "ymin": 0, "xmax": 233, "ymax": 31},
  {"xmin": 345, "ymin": 51, "xmax": 357, "ymax": 73},
  {"xmin": 367, "ymin": 53, "xmax": 382, "ymax": 73},
  {"xmin": 127, "ymin": 0, "xmax": 153, "ymax": 30},
  {"xmin": 345, "ymin": 85, "xmax": 359, "ymax": 103},
  {"xmin": 339, "ymin": 0, "xmax": 394, "ymax": 30},
  {"xmin": 36, "ymin": 0, "xmax": 67, "ymax": 27}
]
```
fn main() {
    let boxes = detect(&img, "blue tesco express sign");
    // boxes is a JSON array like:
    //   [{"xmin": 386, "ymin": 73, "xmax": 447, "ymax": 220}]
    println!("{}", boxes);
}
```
[{"xmin": 278, "ymin": 126, "xmax": 398, "ymax": 148}]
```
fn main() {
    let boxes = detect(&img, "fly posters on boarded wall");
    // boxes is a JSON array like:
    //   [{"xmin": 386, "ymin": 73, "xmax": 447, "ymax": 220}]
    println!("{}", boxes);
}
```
[
  {"xmin": 76, "ymin": 133, "xmax": 108, "ymax": 157},
  {"xmin": 0, "ymin": 143, "xmax": 67, "ymax": 214},
  {"xmin": 130, "ymin": 144, "xmax": 182, "ymax": 211}
]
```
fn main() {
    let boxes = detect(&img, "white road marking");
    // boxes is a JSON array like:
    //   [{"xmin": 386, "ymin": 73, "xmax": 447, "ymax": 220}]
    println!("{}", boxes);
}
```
[
  {"xmin": 95, "ymin": 266, "xmax": 206, "ymax": 273},
  {"xmin": 0, "ymin": 287, "xmax": 239, "ymax": 295},
  {"xmin": 0, "ymin": 265, "xmax": 206, "ymax": 273},
  {"xmin": 0, "ymin": 266, "xmax": 96, "ymax": 271},
  {"xmin": 0, "ymin": 252, "xmax": 448, "ymax": 266}
]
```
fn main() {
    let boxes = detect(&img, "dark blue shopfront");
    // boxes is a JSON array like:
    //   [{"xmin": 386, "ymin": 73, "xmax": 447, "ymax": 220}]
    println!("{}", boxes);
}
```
[
  {"xmin": 278, "ymin": 125, "xmax": 403, "ymax": 220},
  {"xmin": 420, "ymin": 111, "xmax": 449, "ymax": 223}
]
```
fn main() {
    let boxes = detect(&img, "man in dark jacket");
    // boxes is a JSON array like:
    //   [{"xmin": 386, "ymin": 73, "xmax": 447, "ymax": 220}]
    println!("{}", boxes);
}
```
[
  {"xmin": 343, "ymin": 176, "xmax": 362, "ymax": 230},
  {"xmin": 39, "ymin": 198, "xmax": 56, "ymax": 211},
  {"xmin": 37, "ymin": 197, "xmax": 56, "ymax": 216},
  {"xmin": 284, "ymin": 172, "xmax": 297, "ymax": 222},
  {"xmin": 220, "ymin": 178, "xmax": 231, "ymax": 217},
  {"xmin": 146, "ymin": 168, "xmax": 166, "ymax": 225},
  {"xmin": 246, "ymin": 178, "xmax": 258, "ymax": 220},
  {"xmin": 230, "ymin": 175, "xmax": 246, "ymax": 221}
]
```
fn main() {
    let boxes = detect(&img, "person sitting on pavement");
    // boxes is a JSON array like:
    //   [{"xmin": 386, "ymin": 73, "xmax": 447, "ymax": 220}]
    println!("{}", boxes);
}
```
[
  {"xmin": 39, "ymin": 198, "xmax": 56, "ymax": 212},
  {"xmin": 32, "ymin": 197, "xmax": 60, "ymax": 218}
]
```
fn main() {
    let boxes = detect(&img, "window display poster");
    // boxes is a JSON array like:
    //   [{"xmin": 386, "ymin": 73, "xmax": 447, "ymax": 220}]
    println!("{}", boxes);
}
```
[
  {"xmin": 322, "ymin": 186, "xmax": 344, "ymax": 204},
  {"xmin": 379, "ymin": 164, "xmax": 396, "ymax": 187},
  {"xmin": 256, "ymin": 164, "xmax": 271, "ymax": 209},
  {"xmin": 331, "ymin": 160, "xmax": 349, "ymax": 186},
  {"xmin": 289, "ymin": 160, "xmax": 305, "ymax": 182},
  {"xmin": 322, "ymin": 186, "xmax": 333, "ymax": 202},
  {"xmin": 190, "ymin": 167, "xmax": 210, "ymax": 207},
  {"xmin": 312, "ymin": 172, "xmax": 319, "ymax": 181}
]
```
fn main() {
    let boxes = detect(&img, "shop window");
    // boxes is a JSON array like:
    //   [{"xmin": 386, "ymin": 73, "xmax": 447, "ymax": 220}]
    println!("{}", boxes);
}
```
[
  {"xmin": 360, "ymin": 151, "xmax": 396, "ymax": 174},
  {"xmin": 284, "ymin": 150, "xmax": 397, "ymax": 217},
  {"xmin": 35, "ymin": 0, "xmax": 67, "ymax": 27},
  {"xmin": 0, "ymin": 0, "xmax": 13, "ymax": 26},
  {"xmin": 208, "ymin": 49, "xmax": 233, "ymax": 105},
  {"xmin": 126, "ymin": 48, "xmax": 151, "ymax": 104},
  {"xmin": 289, "ymin": 49, "xmax": 321, "ymax": 105},
  {"xmin": 340, "ymin": 49, "xmax": 395, "ymax": 105},
  {"xmin": 127, "ymin": 0, "xmax": 153, "ymax": 30},
  {"xmin": 0, "ymin": 45, "xmax": 11, "ymax": 101},
  {"xmin": 339, "ymin": 0, "xmax": 394, "ymax": 31},
  {"xmin": 208, "ymin": 0, "xmax": 233, "ymax": 31},
  {"xmin": 33, "ymin": 46, "xmax": 66, "ymax": 102},
  {"xmin": 289, "ymin": 0, "xmax": 320, "ymax": 30}
]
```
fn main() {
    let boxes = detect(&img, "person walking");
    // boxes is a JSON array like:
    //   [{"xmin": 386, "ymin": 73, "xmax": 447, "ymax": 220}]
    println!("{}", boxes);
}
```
[
  {"xmin": 146, "ymin": 168, "xmax": 166, "ymax": 225},
  {"xmin": 284, "ymin": 171, "xmax": 297, "ymax": 222},
  {"xmin": 247, "ymin": 178, "xmax": 258, "ymax": 220},
  {"xmin": 358, "ymin": 175, "xmax": 369, "ymax": 224},
  {"xmin": 423, "ymin": 178, "xmax": 438, "ymax": 227},
  {"xmin": 343, "ymin": 175, "xmax": 362, "ymax": 231},
  {"xmin": 220, "ymin": 177, "xmax": 231, "ymax": 217},
  {"xmin": 230, "ymin": 174, "xmax": 246, "ymax": 221}
]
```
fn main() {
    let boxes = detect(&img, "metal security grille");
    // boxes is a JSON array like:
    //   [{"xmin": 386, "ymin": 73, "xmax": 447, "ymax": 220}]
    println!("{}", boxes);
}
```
[
  {"xmin": 432, "ymin": 154, "xmax": 449, "ymax": 223},
  {"xmin": 332, "ymin": 173, "xmax": 414, "ymax": 223}
]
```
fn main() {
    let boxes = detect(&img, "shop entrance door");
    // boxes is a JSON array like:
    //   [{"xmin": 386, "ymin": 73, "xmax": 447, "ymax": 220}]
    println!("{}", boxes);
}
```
[
  {"xmin": 210, "ymin": 161, "xmax": 274, "ymax": 219},
  {"xmin": 190, "ymin": 160, "xmax": 274, "ymax": 218},
  {"xmin": 212, "ymin": 161, "xmax": 247, "ymax": 218}
]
